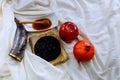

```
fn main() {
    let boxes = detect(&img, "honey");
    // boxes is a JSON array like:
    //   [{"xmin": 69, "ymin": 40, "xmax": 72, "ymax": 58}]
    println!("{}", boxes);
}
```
[{"xmin": 32, "ymin": 18, "xmax": 52, "ymax": 30}]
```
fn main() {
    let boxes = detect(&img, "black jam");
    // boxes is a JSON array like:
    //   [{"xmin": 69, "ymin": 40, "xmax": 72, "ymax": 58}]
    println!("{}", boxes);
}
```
[{"xmin": 34, "ymin": 36, "xmax": 61, "ymax": 61}]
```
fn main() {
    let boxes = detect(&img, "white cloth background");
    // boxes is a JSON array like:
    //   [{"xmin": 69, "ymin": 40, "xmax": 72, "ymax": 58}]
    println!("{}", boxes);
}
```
[{"xmin": 0, "ymin": 0, "xmax": 120, "ymax": 80}]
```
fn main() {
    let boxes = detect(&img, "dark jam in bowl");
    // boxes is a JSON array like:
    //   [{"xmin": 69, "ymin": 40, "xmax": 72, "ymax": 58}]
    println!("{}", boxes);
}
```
[
  {"xmin": 32, "ymin": 18, "xmax": 52, "ymax": 30},
  {"xmin": 34, "ymin": 36, "xmax": 61, "ymax": 61}
]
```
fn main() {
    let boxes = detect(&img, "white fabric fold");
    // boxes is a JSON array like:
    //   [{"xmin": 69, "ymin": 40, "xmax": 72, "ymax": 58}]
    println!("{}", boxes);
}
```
[{"xmin": 1, "ymin": 0, "xmax": 120, "ymax": 80}]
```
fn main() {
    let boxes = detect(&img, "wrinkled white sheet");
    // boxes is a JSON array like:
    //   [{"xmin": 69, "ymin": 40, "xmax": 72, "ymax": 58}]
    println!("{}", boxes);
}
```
[{"xmin": 0, "ymin": 0, "xmax": 120, "ymax": 80}]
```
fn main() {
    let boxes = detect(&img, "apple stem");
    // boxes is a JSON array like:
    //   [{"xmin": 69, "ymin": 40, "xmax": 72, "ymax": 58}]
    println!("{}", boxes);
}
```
[{"xmin": 86, "ymin": 45, "xmax": 90, "ymax": 51}]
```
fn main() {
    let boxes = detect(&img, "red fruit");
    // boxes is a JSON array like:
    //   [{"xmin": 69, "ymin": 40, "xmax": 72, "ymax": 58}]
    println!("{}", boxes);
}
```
[
  {"xmin": 73, "ymin": 40, "xmax": 95, "ymax": 62},
  {"xmin": 59, "ymin": 22, "xmax": 79, "ymax": 43}
]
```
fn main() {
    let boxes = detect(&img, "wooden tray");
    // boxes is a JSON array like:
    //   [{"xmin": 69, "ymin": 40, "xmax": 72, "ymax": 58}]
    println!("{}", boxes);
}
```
[{"xmin": 29, "ymin": 29, "xmax": 68, "ymax": 65}]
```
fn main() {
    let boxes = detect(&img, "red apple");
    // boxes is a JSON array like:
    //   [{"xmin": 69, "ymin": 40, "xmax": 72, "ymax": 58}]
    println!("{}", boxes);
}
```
[
  {"xmin": 59, "ymin": 22, "xmax": 79, "ymax": 43},
  {"xmin": 73, "ymin": 40, "xmax": 95, "ymax": 62}
]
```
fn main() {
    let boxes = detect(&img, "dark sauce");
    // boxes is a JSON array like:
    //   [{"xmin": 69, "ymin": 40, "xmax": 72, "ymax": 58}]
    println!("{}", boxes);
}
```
[
  {"xmin": 34, "ymin": 36, "xmax": 61, "ymax": 61},
  {"xmin": 32, "ymin": 18, "xmax": 52, "ymax": 30}
]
